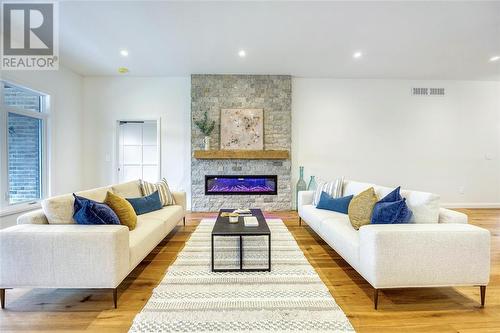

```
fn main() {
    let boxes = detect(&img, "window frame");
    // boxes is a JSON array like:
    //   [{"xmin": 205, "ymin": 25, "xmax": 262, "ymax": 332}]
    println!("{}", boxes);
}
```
[{"xmin": 0, "ymin": 80, "xmax": 50, "ymax": 211}]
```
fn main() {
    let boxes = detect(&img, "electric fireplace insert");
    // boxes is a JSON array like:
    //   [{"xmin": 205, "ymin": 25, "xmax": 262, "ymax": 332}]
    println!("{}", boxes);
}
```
[{"xmin": 205, "ymin": 175, "xmax": 277, "ymax": 195}]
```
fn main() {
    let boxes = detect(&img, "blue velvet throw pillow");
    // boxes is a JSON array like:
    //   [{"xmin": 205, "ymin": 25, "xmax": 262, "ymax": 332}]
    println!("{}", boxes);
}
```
[
  {"xmin": 73, "ymin": 194, "xmax": 120, "ymax": 225},
  {"xmin": 316, "ymin": 191, "xmax": 354, "ymax": 214},
  {"xmin": 371, "ymin": 187, "xmax": 413, "ymax": 224},
  {"xmin": 126, "ymin": 191, "xmax": 163, "ymax": 215}
]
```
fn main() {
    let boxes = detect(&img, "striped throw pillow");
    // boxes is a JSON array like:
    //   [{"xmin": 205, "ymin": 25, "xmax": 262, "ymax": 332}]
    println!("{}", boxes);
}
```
[
  {"xmin": 313, "ymin": 177, "xmax": 345, "ymax": 206},
  {"xmin": 141, "ymin": 178, "xmax": 176, "ymax": 206}
]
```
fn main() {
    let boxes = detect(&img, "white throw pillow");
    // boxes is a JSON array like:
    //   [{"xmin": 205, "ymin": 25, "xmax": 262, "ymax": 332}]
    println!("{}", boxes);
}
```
[
  {"xmin": 313, "ymin": 176, "xmax": 345, "ymax": 206},
  {"xmin": 400, "ymin": 189, "xmax": 440, "ymax": 223}
]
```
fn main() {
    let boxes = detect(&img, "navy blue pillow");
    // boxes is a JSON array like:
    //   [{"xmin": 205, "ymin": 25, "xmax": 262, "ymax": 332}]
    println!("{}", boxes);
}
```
[
  {"xmin": 371, "ymin": 187, "xmax": 413, "ymax": 224},
  {"xmin": 316, "ymin": 191, "xmax": 353, "ymax": 214},
  {"xmin": 73, "ymin": 194, "xmax": 120, "ymax": 225},
  {"xmin": 126, "ymin": 191, "xmax": 162, "ymax": 215},
  {"xmin": 380, "ymin": 186, "xmax": 403, "ymax": 203}
]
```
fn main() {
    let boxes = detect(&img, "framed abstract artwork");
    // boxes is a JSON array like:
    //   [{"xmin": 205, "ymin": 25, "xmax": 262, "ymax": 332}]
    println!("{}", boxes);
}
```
[{"xmin": 220, "ymin": 108, "xmax": 264, "ymax": 150}]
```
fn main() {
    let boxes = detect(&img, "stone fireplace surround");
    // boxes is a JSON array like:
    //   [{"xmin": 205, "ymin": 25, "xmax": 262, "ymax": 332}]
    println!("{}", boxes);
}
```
[{"xmin": 191, "ymin": 74, "xmax": 292, "ymax": 211}]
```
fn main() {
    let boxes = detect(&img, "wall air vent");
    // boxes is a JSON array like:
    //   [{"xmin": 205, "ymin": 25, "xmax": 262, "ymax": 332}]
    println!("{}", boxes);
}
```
[{"xmin": 412, "ymin": 87, "xmax": 445, "ymax": 96}]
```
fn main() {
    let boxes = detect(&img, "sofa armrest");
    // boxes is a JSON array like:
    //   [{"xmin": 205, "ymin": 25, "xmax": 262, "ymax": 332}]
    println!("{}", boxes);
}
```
[
  {"xmin": 17, "ymin": 209, "xmax": 48, "ymax": 225},
  {"xmin": 298, "ymin": 191, "xmax": 314, "ymax": 208},
  {"xmin": 0, "ymin": 224, "xmax": 130, "ymax": 288},
  {"xmin": 359, "ymin": 224, "xmax": 490, "ymax": 289},
  {"xmin": 172, "ymin": 191, "xmax": 186, "ymax": 212},
  {"xmin": 439, "ymin": 208, "xmax": 468, "ymax": 224}
]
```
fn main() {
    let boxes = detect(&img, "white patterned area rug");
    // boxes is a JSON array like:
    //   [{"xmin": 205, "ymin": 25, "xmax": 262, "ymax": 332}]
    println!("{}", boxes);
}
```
[{"xmin": 129, "ymin": 218, "xmax": 355, "ymax": 332}]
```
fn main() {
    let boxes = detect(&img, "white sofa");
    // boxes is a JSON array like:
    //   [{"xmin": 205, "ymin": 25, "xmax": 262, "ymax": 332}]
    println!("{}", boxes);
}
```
[
  {"xmin": 298, "ymin": 180, "xmax": 490, "ymax": 309},
  {"xmin": 0, "ymin": 180, "xmax": 186, "ymax": 309}
]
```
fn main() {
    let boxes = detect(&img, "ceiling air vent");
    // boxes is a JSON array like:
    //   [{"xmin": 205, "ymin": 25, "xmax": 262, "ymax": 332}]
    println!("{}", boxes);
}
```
[{"xmin": 412, "ymin": 87, "xmax": 445, "ymax": 96}]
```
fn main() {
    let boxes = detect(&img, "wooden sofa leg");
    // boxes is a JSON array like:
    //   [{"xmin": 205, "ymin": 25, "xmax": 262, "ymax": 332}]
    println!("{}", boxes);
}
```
[
  {"xmin": 183, "ymin": 217, "xmax": 186, "ymax": 226},
  {"xmin": 112, "ymin": 288, "xmax": 117, "ymax": 309},
  {"xmin": 1, "ymin": 289, "xmax": 5, "ymax": 309},
  {"xmin": 480, "ymin": 286, "xmax": 486, "ymax": 307},
  {"xmin": 374, "ymin": 289, "xmax": 379, "ymax": 310},
  {"xmin": 299, "ymin": 217, "xmax": 302, "ymax": 226}
]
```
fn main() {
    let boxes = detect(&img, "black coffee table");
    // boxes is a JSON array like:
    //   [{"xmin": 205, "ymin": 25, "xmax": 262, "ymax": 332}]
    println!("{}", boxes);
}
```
[{"xmin": 211, "ymin": 209, "xmax": 271, "ymax": 272}]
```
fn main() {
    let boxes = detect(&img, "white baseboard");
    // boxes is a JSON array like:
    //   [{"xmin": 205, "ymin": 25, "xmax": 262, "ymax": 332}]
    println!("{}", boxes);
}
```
[{"xmin": 441, "ymin": 203, "xmax": 500, "ymax": 209}]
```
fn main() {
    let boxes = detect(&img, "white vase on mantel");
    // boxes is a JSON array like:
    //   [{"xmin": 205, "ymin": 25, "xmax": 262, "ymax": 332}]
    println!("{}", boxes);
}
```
[{"xmin": 204, "ymin": 136, "xmax": 211, "ymax": 150}]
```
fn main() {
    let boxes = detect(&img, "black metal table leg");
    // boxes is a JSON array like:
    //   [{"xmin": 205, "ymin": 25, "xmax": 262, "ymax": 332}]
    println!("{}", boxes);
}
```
[
  {"xmin": 239, "ymin": 235, "xmax": 243, "ymax": 270},
  {"xmin": 268, "ymin": 234, "xmax": 271, "ymax": 271},
  {"xmin": 211, "ymin": 234, "xmax": 215, "ymax": 272}
]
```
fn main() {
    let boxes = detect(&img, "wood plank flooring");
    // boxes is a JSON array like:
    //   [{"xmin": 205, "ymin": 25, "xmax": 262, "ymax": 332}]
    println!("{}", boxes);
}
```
[{"xmin": 0, "ymin": 209, "xmax": 498, "ymax": 332}]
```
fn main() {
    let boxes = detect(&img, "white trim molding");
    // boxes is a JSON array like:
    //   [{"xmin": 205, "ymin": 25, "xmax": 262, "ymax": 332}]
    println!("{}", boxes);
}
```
[{"xmin": 442, "ymin": 203, "xmax": 500, "ymax": 209}]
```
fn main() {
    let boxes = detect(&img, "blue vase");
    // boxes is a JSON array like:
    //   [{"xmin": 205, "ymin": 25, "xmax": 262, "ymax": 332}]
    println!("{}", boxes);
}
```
[{"xmin": 307, "ymin": 176, "xmax": 317, "ymax": 191}]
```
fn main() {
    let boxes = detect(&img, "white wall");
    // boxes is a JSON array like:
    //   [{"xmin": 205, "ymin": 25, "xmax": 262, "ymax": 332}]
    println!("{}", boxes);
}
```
[
  {"xmin": 292, "ymin": 79, "xmax": 500, "ymax": 206},
  {"xmin": 2, "ymin": 74, "xmax": 497, "ymax": 227},
  {"xmin": 82, "ymin": 77, "xmax": 191, "ymax": 206},
  {"xmin": 0, "ymin": 66, "xmax": 84, "ymax": 228}
]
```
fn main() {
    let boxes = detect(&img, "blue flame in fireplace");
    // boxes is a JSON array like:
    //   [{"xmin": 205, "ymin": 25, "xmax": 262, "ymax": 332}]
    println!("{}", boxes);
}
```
[{"xmin": 206, "ymin": 176, "xmax": 276, "ymax": 194}]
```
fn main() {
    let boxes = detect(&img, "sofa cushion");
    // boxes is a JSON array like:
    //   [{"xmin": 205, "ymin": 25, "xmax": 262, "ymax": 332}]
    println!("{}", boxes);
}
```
[
  {"xmin": 343, "ymin": 180, "xmax": 376, "ymax": 197},
  {"xmin": 321, "ymin": 216, "xmax": 360, "ymax": 270},
  {"xmin": 141, "ymin": 205, "xmax": 184, "ymax": 231},
  {"xmin": 73, "ymin": 194, "xmax": 120, "ymax": 225},
  {"xmin": 77, "ymin": 186, "xmax": 111, "ymax": 202},
  {"xmin": 300, "ymin": 205, "xmax": 345, "ymax": 232},
  {"xmin": 129, "ymin": 216, "xmax": 166, "ymax": 267},
  {"xmin": 105, "ymin": 192, "xmax": 137, "ymax": 230},
  {"xmin": 372, "ymin": 199, "xmax": 412, "ymax": 225},
  {"xmin": 371, "ymin": 187, "xmax": 413, "ymax": 224},
  {"xmin": 316, "ymin": 192, "xmax": 353, "ymax": 214},
  {"xmin": 375, "ymin": 186, "xmax": 440, "ymax": 223},
  {"xmin": 348, "ymin": 187, "xmax": 378, "ymax": 230},
  {"xmin": 41, "ymin": 186, "xmax": 111, "ymax": 224},
  {"xmin": 313, "ymin": 177, "xmax": 344, "ymax": 205},
  {"xmin": 112, "ymin": 180, "xmax": 143, "ymax": 198},
  {"xmin": 126, "ymin": 191, "xmax": 162, "ymax": 215},
  {"xmin": 400, "ymin": 189, "xmax": 440, "ymax": 223},
  {"xmin": 141, "ymin": 178, "xmax": 176, "ymax": 206}
]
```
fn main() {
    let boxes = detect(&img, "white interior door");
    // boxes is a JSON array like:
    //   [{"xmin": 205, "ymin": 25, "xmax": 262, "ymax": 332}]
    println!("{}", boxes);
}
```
[{"xmin": 118, "ymin": 120, "xmax": 160, "ymax": 183}]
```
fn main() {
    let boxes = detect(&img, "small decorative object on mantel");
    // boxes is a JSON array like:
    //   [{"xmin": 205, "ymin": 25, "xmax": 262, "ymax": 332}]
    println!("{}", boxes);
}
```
[
  {"xmin": 307, "ymin": 176, "xmax": 317, "ymax": 191},
  {"xmin": 220, "ymin": 108, "xmax": 264, "ymax": 150},
  {"xmin": 194, "ymin": 111, "xmax": 215, "ymax": 150},
  {"xmin": 296, "ymin": 166, "xmax": 307, "ymax": 209}
]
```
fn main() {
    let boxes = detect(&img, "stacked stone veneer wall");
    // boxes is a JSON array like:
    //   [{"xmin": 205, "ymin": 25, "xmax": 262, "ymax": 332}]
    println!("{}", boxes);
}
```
[
  {"xmin": 191, "ymin": 75, "xmax": 292, "ymax": 211},
  {"xmin": 5, "ymin": 85, "xmax": 42, "ymax": 203}
]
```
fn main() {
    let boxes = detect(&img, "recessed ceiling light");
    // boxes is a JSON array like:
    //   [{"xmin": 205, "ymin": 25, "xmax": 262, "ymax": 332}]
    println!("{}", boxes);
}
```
[
  {"xmin": 118, "ymin": 67, "xmax": 129, "ymax": 74},
  {"xmin": 238, "ymin": 50, "xmax": 246, "ymax": 58},
  {"xmin": 489, "ymin": 55, "xmax": 500, "ymax": 62},
  {"xmin": 120, "ymin": 49, "xmax": 129, "ymax": 57},
  {"xmin": 353, "ymin": 51, "xmax": 363, "ymax": 59}
]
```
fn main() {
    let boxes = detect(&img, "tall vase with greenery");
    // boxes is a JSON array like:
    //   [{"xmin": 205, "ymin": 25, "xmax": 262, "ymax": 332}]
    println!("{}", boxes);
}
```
[{"xmin": 194, "ymin": 111, "xmax": 215, "ymax": 150}]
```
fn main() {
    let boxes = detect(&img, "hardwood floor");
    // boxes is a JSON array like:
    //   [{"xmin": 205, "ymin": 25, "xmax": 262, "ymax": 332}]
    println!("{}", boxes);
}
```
[{"xmin": 0, "ymin": 209, "xmax": 498, "ymax": 332}]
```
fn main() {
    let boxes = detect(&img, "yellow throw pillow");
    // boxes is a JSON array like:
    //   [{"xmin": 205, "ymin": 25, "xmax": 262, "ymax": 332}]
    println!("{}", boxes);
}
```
[
  {"xmin": 348, "ymin": 187, "xmax": 378, "ymax": 230},
  {"xmin": 105, "ymin": 191, "xmax": 137, "ymax": 230}
]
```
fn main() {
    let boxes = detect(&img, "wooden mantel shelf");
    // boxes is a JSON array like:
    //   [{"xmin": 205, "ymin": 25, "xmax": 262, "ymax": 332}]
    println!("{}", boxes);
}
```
[{"xmin": 194, "ymin": 150, "xmax": 289, "ymax": 160}]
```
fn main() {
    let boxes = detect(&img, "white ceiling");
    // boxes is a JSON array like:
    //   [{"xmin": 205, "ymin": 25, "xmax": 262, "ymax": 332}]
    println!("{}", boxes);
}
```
[{"xmin": 59, "ymin": 1, "xmax": 500, "ymax": 80}]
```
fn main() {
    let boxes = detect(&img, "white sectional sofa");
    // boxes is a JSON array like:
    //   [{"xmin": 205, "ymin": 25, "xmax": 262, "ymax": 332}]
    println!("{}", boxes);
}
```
[
  {"xmin": 0, "ymin": 180, "xmax": 186, "ymax": 309},
  {"xmin": 298, "ymin": 180, "xmax": 490, "ymax": 309}
]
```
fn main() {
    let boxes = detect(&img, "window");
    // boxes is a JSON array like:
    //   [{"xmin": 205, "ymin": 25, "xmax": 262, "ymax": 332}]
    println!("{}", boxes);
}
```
[{"xmin": 0, "ymin": 81, "xmax": 49, "ymax": 209}]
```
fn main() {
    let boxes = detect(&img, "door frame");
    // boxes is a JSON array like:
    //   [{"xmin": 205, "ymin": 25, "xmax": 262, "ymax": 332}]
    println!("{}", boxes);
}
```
[{"xmin": 115, "ymin": 118, "xmax": 161, "ymax": 184}]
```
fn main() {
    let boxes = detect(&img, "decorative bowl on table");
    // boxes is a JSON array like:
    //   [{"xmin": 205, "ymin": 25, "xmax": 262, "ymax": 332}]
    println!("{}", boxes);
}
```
[{"xmin": 228, "ymin": 214, "xmax": 239, "ymax": 223}]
